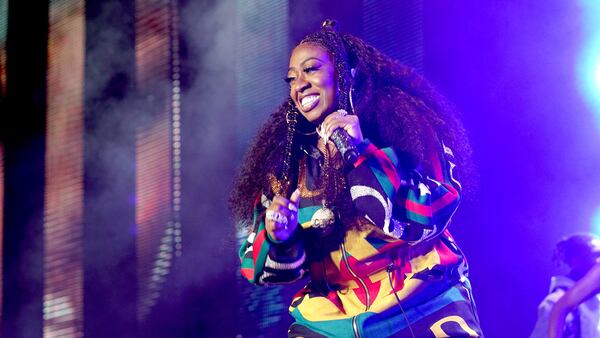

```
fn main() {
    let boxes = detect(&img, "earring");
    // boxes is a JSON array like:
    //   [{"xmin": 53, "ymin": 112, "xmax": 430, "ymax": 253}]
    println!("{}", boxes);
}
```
[
  {"xmin": 280, "ymin": 104, "xmax": 297, "ymax": 195},
  {"xmin": 349, "ymin": 68, "xmax": 357, "ymax": 114},
  {"xmin": 349, "ymin": 85, "xmax": 356, "ymax": 114}
]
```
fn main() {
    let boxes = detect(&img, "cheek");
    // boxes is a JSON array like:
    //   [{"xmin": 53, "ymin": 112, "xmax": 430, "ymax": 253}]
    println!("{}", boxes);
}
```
[
  {"xmin": 325, "ymin": 79, "xmax": 337, "ymax": 102},
  {"xmin": 316, "ymin": 76, "xmax": 336, "ymax": 99},
  {"xmin": 289, "ymin": 87, "xmax": 299, "ymax": 105},
  {"xmin": 326, "ymin": 72, "xmax": 337, "ymax": 98}
]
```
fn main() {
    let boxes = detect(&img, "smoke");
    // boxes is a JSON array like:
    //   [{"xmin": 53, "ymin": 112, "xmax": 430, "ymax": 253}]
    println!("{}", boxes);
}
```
[
  {"xmin": 80, "ymin": 1, "xmax": 143, "ymax": 334},
  {"xmin": 174, "ymin": 0, "xmax": 239, "ymax": 286},
  {"xmin": 176, "ymin": 0, "xmax": 291, "ymax": 285}
]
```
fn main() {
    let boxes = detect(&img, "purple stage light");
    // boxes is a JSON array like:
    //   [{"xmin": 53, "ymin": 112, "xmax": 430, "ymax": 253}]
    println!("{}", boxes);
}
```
[
  {"xmin": 577, "ymin": 0, "xmax": 600, "ymax": 131},
  {"xmin": 577, "ymin": 0, "xmax": 600, "ymax": 235},
  {"xmin": 593, "ymin": 208, "xmax": 600, "ymax": 235}
]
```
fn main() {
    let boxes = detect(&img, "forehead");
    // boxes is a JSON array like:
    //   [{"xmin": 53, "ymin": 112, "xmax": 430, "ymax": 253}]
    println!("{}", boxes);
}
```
[{"xmin": 289, "ymin": 43, "xmax": 333, "ymax": 67}]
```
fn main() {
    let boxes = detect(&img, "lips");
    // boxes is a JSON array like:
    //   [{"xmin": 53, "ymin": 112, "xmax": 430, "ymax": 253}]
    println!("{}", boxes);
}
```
[{"xmin": 300, "ymin": 94, "xmax": 319, "ymax": 112}]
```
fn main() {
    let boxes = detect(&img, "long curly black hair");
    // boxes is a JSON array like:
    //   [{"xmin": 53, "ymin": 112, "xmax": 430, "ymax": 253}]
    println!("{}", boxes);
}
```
[{"xmin": 230, "ymin": 21, "xmax": 474, "ymax": 226}]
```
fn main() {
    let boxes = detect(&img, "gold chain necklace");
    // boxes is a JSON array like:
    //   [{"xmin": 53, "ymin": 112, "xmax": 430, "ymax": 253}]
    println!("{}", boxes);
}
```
[{"xmin": 310, "ymin": 142, "xmax": 340, "ymax": 229}]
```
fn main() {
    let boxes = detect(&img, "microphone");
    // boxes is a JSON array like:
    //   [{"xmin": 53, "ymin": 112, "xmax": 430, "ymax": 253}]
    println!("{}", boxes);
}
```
[{"xmin": 330, "ymin": 128, "xmax": 359, "ymax": 165}]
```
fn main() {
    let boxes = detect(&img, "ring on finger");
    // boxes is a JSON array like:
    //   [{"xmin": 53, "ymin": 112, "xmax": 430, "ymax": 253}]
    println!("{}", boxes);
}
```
[
  {"xmin": 266, "ymin": 209, "xmax": 288, "ymax": 225},
  {"xmin": 288, "ymin": 202, "xmax": 298, "ymax": 213}
]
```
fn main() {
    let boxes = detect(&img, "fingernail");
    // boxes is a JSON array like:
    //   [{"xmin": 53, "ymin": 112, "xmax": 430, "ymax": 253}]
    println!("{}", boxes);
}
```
[
  {"xmin": 291, "ymin": 189, "xmax": 299, "ymax": 199},
  {"xmin": 288, "ymin": 203, "xmax": 298, "ymax": 212}
]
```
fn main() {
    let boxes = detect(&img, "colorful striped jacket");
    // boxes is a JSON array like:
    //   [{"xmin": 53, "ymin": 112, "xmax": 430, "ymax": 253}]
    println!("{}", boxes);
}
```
[{"xmin": 239, "ymin": 139, "xmax": 482, "ymax": 337}]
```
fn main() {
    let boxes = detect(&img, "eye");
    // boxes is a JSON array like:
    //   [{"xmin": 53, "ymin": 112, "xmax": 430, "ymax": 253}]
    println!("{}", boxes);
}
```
[
  {"xmin": 304, "ymin": 65, "xmax": 320, "ymax": 73},
  {"xmin": 284, "ymin": 76, "xmax": 295, "ymax": 84}
]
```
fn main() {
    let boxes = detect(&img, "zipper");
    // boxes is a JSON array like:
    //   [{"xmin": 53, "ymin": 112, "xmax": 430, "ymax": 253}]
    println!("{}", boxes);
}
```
[{"xmin": 340, "ymin": 242, "xmax": 371, "ymax": 310}]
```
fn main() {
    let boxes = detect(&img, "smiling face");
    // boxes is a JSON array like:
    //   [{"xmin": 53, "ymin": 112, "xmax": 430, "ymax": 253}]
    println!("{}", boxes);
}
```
[{"xmin": 286, "ymin": 43, "xmax": 337, "ymax": 124}]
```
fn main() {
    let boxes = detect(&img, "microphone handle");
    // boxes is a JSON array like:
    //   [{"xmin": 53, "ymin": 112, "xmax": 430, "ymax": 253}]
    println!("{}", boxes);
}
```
[{"xmin": 330, "ymin": 129, "xmax": 359, "ymax": 165}]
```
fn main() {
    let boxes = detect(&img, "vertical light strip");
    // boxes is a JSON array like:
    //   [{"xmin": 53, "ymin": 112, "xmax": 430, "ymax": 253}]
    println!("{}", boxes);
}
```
[
  {"xmin": 169, "ymin": 0, "xmax": 182, "ymax": 258},
  {"xmin": 135, "ymin": 0, "xmax": 179, "ymax": 321},
  {"xmin": 0, "ymin": 0, "xmax": 7, "ymax": 97},
  {"xmin": 0, "ymin": 0, "xmax": 5, "ymax": 98},
  {"xmin": 0, "ymin": 144, "xmax": 3, "ymax": 322},
  {"xmin": 0, "ymin": 0, "xmax": 8, "ymax": 321},
  {"xmin": 43, "ymin": 1, "xmax": 85, "ymax": 337}
]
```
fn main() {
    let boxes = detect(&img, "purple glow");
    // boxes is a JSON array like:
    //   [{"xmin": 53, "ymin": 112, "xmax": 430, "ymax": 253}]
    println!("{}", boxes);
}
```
[
  {"xmin": 577, "ymin": 0, "xmax": 600, "ymax": 130},
  {"xmin": 593, "ymin": 208, "xmax": 600, "ymax": 235}
]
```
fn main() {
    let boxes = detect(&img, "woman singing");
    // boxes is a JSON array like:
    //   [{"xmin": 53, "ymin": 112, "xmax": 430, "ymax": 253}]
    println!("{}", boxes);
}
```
[{"xmin": 231, "ymin": 20, "xmax": 483, "ymax": 337}]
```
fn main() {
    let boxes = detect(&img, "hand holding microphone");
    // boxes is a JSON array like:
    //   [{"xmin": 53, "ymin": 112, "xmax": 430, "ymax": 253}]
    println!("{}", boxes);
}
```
[{"xmin": 318, "ymin": 109, "xmax": 363, "ymax": 164}]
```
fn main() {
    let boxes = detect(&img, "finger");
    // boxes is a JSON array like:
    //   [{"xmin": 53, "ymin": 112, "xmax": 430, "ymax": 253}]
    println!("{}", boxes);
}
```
[
  {"xmin": 270, "ymin": 196, "xmax": 299, "ymax": 223},
  {"xmin": 347, "ymin": 114, "xmax": 359, "ymax": 123},
  {"xmin": 316, "ymin": 122, "xmax": 329, "ymax": 143},
  {"xmin": 336, "ymin": 109, "xmax": 349, "ymax": 118},
  {"xmin": 323, "ymin": 113, "xmax": 353, "ymax": 138},
  {"xmin": 275, "ymin": 205, "xmax": 292, "ymax": 219},
  {"xmin": 287, "ymin": 189, "xmax": 300, "ymax": 213},
  {"xmin": 325, "ymin": 121, "xmax": 349, "ymax": 139},
  {"xmin": 266, "ymin": 206, "xmax": 291, "ymax": 220},
  {"xmin": 321, "ymin": 119, "xmax": 335, "ymax": 139},
  {"xmin": 289, "ymin": 189, "xmax": 301, "ymax": 205},
  {"xmin": 345, "ymin": 115, "xmax": 363, "ymax": 141},
  {"xmin": 272, "ymin": 220, "xmax": 293, "ymax": 233},
  {"xmin": 320, "ymin": 111, "xmax": 343, "ymax": 133},
  {"xmin": 265, "ymin": 209, "xmax": 291, "ymax": 231},
  {"xmin": 327, "ymin": 117, "xmax": 362, "ymax": 141},
  {"xmin": 272, "ymin": 195, "xmax": 291, "ymax": 207}
]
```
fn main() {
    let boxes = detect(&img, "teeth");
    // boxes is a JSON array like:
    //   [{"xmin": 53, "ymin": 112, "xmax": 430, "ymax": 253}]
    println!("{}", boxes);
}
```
[{"xmin": 301, "ymin": 95, "xmax": 318, "ymax": 108}]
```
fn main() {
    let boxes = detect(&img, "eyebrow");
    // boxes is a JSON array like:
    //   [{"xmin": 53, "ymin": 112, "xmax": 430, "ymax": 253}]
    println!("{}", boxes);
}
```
[{"xmin": 288, "ymin": 57, "xmax": 325, "ymax": 72}]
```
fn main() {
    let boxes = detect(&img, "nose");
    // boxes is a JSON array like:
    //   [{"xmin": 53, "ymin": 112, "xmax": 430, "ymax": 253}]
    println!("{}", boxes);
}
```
[{"xmin": 294, "ymin": 74, "xmax": 310, "ymax": 93}]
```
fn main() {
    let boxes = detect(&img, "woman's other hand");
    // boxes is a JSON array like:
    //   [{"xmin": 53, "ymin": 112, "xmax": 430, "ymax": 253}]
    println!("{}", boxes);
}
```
[{"xmin": 265, "ymin": 189, "xmax": 301, "ymax": 242}]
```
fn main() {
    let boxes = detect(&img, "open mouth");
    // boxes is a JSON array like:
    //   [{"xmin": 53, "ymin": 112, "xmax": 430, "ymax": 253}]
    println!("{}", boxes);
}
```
[{"xmin": 300, "ymin": 94, "xmax": 319, "ymax": 112}]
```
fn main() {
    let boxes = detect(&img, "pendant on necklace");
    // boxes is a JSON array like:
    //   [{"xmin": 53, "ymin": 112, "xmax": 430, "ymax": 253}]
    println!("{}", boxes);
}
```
[{"xmin": 310, "ymin": 204, "xmax": 335, "ymax": 228}]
